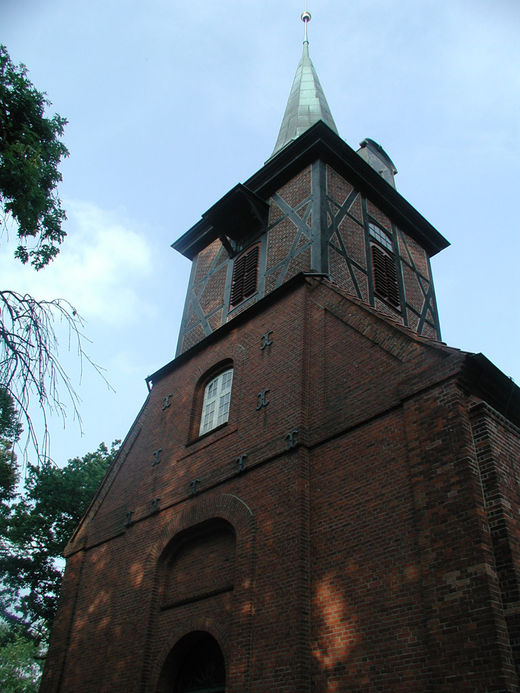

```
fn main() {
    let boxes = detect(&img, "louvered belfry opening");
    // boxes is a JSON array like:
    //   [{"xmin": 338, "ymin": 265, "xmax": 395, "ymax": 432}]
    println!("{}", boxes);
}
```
[
  {"xmin": 371, "ymin": 244, "xmax": 400, "ymax": 308},
  {"xmin": 230, "ymin": 244, "xmax": 259, "ymax": 307}
]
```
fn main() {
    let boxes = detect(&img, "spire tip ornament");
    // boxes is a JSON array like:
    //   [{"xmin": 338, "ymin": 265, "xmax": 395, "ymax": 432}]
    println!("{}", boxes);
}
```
[{"xmin": 301, "ymin": 9, "xmax": 311, "ymax": 43}]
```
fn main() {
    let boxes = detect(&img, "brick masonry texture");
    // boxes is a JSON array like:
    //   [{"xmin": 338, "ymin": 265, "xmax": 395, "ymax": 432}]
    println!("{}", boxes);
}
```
[{"xmin": 42, "ymin": 276, "xmax": 520, "ymax": 692}]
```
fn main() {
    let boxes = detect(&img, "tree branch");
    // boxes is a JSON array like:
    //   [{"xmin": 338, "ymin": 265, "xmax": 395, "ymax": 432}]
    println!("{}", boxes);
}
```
[{"xmin": 0, "ymin": 290, "xmax": 110, "ymax": 464}]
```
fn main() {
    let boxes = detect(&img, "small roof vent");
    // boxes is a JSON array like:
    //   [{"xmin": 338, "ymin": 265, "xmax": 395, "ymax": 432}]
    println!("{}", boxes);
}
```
[{"xmin": 357, "ymin": 138, "xmax": 398, "ymax": 188}]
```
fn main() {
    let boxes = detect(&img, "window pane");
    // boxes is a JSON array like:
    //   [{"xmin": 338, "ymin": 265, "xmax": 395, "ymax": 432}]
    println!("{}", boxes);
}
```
[
  {"xmin": 207, "ymin": 379, "xmax": 217, "ymax": 398},
  {"xmin": 217, "ymin": 392, "xmax": 231, "ymax": 426},
  {"xmin": 199, "ymin": 369, "xmax": 233, "ymax": 435},
  {"xmin": 220, "ymin": 370, "xmax": 232, "ymax": 391},
  {"xmin": 369, "ymin": 222, "xmax": 393, "ymax": 251},
  {"xmin": 200, "ymin": 400, "xmax": 216, "ymax": 435}
]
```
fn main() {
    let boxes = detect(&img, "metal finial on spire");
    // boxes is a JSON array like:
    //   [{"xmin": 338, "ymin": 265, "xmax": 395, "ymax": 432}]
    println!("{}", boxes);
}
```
[
  {"xmin": 301, "ymin": 8, "xmax": 311, "ymax": 43},
  {"xmin": 270, "ymin": 6, "xmax": 338, "ymax": 158}
]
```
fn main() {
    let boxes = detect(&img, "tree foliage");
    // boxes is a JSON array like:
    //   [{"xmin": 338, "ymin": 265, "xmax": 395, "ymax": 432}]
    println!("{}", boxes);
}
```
[
  {"xmin": 0, "ymin": 393, "xmax": 117, "ymax": 686},
  {"xmin": 0, "ymin": 387, "xmax": 21, "ymax": 441},
  {"xmin": 0, "ymin": 44, "xmax": 69, "ymax": 270},
  {"xmin": 0, "ymin": 441, "xmax": 119, "ymax": 640},
  {"xmin": 0, "ymin": 622, "xmax": 42, "ymax": 693},
  {"xmin": 0, "ymin": 388, "xmax": 21, "ymax": 518}
]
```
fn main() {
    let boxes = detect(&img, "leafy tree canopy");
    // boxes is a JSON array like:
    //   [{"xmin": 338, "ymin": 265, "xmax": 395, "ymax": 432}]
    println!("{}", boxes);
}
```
[
  {"xmin": 0, "ymin": 44, "xmax": 69, "ymax": 269},
  {"xmin": 0, "ymin": 622, "xmax": 42, "ymax": 693},
  {"xmin": 0, "ymin": 441, "xmax": 119, "ymax": 640},
  {"xmin": 0, "ymin": 387, "xmax": 22, "ymax": 442}
]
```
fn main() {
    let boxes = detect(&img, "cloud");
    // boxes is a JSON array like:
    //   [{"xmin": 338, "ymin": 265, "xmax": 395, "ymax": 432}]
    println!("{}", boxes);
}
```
[{"xmin": 0, "ymin": 200, "xmax": 154, "ymax": 327}]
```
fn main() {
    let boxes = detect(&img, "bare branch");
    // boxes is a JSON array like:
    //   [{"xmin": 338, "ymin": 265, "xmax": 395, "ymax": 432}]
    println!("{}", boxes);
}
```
[{"xmin": 0, "ymin": 289, "xmax": 110, "ymax": 465}]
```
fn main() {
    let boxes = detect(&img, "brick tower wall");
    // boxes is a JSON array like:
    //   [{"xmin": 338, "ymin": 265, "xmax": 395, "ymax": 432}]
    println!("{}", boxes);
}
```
[{"xmin": 470, "ymin": 402, "xmax": 520, "ymax": 681}]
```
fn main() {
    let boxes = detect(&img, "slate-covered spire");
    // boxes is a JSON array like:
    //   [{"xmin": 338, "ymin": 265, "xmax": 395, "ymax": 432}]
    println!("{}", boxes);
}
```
[{"xmin": 271, "ymin": 10, "xmax": 338, "ymax": 158}]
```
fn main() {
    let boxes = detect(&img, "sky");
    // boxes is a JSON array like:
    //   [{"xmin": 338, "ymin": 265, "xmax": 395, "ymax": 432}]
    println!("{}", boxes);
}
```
[{"xmin": 1, "ymin": 0, "xmax": 519, "ymax": 466}]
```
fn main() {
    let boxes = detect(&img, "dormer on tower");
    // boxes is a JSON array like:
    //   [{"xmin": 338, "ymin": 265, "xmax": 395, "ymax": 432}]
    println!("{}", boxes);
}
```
[{"xmin": 173, "ymin": 15, "xmax": 448, "ymax": 356}]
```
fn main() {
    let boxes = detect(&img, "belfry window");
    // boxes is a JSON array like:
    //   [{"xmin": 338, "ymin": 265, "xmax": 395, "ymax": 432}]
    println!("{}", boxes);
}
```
[
  {"xmin": 199, "ymin": 369, "xmax": 233, "ymax": 436},
  {"xmin": 230, "ymin": 244, "xmax": 259, "ymax": 307},
  {"xmin": 369, "ymin": 223, "xmax": 400, "ymax": 308}
]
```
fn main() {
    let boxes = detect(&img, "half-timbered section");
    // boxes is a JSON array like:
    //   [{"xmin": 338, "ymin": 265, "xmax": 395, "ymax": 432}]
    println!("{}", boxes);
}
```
[
  {"xmin": 326, "ymin": 165, "xmax": 440, "ymax": 339},
  {"xmin": 174, "ymin": 123, "xmax": 445, "ymax": 356}
]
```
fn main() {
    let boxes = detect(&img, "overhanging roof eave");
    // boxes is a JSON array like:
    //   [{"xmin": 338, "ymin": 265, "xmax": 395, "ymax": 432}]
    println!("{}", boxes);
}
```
[
  {"xmin": 172, "ymin": 121, "xmax": 449, "ymax": 260},
  {"xmin": 246, "ymin": 121, "xmax": 449, "ymax": 257}
]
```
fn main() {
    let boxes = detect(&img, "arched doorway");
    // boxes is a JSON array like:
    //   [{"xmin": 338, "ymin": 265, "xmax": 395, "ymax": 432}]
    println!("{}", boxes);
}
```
[{"xmin": 156, "ymin": 632, "xmax": 225, "ymax": 693}]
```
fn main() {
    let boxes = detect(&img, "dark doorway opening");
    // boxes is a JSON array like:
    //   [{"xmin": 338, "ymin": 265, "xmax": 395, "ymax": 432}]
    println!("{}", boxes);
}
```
[{"xmin": 156, "ymin": 631, "xmax": 225, "ymax": 693}]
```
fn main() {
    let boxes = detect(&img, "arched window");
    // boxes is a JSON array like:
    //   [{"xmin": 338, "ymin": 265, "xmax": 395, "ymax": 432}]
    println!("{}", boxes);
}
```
[
  {"xmin": 160, "ymin": 519, "xmax": 236, "ymax": 609},
  {"xmin": 369, "ymin": 222, "xmax": 400, "ymax": 308},
  {"xmin": 199, "ymin": 368, "xmax": 233, "ymax": 436}
]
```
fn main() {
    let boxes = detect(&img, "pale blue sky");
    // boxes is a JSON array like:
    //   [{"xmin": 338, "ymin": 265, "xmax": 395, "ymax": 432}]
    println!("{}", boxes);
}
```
[{"xmin": 2, "ymin": 0, "xmax": 519, "ymax": 464}]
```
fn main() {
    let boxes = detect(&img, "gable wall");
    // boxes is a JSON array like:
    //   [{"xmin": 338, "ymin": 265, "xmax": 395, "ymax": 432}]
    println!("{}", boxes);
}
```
[{"xmin": 43, "ymin": 279, "xmax": 520, "ymax": 692}]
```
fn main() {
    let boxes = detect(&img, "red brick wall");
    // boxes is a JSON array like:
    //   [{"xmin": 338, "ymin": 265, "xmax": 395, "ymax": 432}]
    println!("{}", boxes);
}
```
[
  {"xmin": 310, "ymin": 411, "xmax": 428, "ymax": 690},
  {"xmin": 160, "ymin": 519, "xmax": 236, "ymax": 608},
  {"xmin": 401, "ymin": 385, "xmax": 517, "ymax": 691},
  {"xmin": 470, "ymin": 402, "xmax": 520, "ymax": 680},
  {"xmin": 43, "ymin": 278, "xmax": 519, "ymax": 692}
]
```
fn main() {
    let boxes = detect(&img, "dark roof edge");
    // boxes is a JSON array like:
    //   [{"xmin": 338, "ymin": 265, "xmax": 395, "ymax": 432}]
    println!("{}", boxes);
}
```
[
  {"xmin": 172, "ymin": 121, "xmax": 448, "ymax": 260},
  {"xmin": 172, "ymin": 184, "xmax": 268, "ymax": 260},
  {"xmin": 148, "ymin": 271, "xmax": 456, "ymax": 387},
  {"xmin": 460, "ymin": 353, "xmax": 520, "ymax": 429},
  {"xmin": 146, "ymin": 272, "xmax": 322, "ymax": 386},
  {"xmin": 245, "ymin": 121, "xmax": 449, "ymax": 256}
]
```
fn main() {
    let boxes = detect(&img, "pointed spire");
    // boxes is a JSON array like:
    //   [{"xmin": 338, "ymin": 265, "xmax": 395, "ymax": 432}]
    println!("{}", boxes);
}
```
[{"xmin": 271, "ymin": 9, "xmax": 338, "ymax": 158}]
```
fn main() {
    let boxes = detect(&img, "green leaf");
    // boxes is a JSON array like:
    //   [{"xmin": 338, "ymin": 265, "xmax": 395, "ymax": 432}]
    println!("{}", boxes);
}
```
[{"xmin": 0, "ymin": 44, "xmax": 69, "ymax": 269}]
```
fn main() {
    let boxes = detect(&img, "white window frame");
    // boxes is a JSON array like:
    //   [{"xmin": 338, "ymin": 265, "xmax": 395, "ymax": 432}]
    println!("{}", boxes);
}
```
[{"xmin": 199, "ymin": 369, "xmax": 233, "ymax": 436}]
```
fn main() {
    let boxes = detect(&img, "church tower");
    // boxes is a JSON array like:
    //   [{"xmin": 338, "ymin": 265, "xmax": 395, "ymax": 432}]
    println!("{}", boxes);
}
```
[
  {"xmin": 173, "ymin": 14, "xmax": 444, "ymax": 359},
  {"xmin": 42, "ymin": 12, "xmax": 520, "ymax": 693}
]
